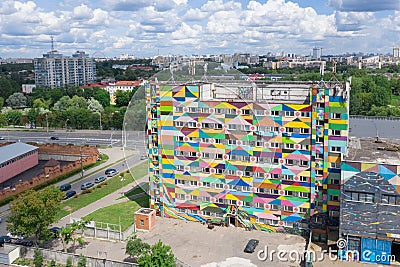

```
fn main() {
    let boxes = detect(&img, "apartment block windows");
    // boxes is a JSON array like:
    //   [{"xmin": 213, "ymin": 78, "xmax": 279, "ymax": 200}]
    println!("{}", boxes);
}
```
[
  {"xmin": 271, "ymin": 110, "xmax": 280, "ymax": 116},
  {"xmin": 175, "ymin": 107, "xmax": 183, "ymax": 112},
  {"xmin": 332, "ymin": 130, "xmax": 341, "ymax": 136},
  {"xmin": 285, "ymin": 111, "xmax": 295, "ymax": 117},
  {"xmin": 332, "ymin": 113, "xmax": 341, "ymax": 119},
  {"xmin": 331, "ymin": 146, "xmax": 341, "ymax": 152}
]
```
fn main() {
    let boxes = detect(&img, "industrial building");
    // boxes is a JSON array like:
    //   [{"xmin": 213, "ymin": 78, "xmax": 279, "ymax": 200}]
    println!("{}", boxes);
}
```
[
  {"xmin": 146, "ymin": 78, "xmax": 350, "ymax": 233},
  {"xmin": 340, "ymin": 137, "xmax": 400, "ymax": 264},
  {"xmin": 34, "ymin": 50, "xmax": 96, "ymax": 88},
  {"xmin": 0, "ymin": 142, "xmax": 39, "ymax": 184}
]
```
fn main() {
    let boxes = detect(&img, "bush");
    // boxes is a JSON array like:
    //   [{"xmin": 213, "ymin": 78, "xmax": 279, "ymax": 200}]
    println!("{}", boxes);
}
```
[
  {"xmin": 33, "ymin": 247, "xmax": 44, "ymax": 267},
  {"xmin": 77, "ymin": 254, "xmax": 87, "ymax": 267},
  {"xmin": 66, "ymin": 257, "xmax": 72, "ymax": 267},
  {"xmin": 48, "ymin": 259, "xmax": 56, "ymax": 267},
  {"xmin": 82, "ymin": 188, "xmax": 93, "ymax": 194}
]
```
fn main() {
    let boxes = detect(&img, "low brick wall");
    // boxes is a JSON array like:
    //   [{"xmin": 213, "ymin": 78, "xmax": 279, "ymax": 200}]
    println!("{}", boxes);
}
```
[{"xmin": 0, "ymin": 143, "xmax": 99, "ymax": 201}]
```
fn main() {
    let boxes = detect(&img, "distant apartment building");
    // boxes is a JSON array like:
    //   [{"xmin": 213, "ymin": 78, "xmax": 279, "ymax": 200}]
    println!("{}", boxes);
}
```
[
  {"xmin": 393, "ymin": 47, "xmax": 400, "ymax": 60},
  {"xmin": 21, "ymin": 84, "xmax": 36, "ymax": 94},
  {"xmin": 34, "ymin": 50, "xmax": 96, "ymax": 88},
  {"xmin": 146, "ymin": 79, "xmax": 350, "ymax": 232},
  {"xmin": 340, "ymin": 137, "xmax": 400, "ymax": 265}
]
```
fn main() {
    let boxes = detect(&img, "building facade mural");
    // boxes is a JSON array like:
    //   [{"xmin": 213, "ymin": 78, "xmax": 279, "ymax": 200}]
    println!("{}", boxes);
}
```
[{"xmin": 146, "ymin": 80, "xmax": 349, "ymax": 231}]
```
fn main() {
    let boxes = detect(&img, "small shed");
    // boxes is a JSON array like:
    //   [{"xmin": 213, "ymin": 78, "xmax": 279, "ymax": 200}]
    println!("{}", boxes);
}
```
[
  {"xmin": 44, "ymin": 158, "xmax": 60, "ymax": 174},
  {"xmin": 134, "ymin": 208, "xmax": 156, "ymax": 231}
]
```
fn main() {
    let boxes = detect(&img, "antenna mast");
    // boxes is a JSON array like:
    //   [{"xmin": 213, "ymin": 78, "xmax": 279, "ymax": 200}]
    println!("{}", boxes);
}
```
[{"xmin": 51, "ymin": 36, "xmax": 54, "ymax": 51}]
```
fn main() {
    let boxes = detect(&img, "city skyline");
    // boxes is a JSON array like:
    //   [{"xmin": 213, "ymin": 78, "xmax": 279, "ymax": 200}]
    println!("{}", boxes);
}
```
[{"xmin": 0, "ymin": 0, "xmax": 399, "ymax": 58}]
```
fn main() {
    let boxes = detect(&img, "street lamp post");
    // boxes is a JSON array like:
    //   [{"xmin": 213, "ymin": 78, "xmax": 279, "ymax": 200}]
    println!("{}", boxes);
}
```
[
  {"xmin": 99, "ymin": 112, "xmax": 102, "ymax": 130},
  {"xmin": 45, "ymin": 113, "xmax": 49, "ymax": 133},
  {"xmin": 80, "ymin": 146, "xmax": 83, "ymax": 178}
]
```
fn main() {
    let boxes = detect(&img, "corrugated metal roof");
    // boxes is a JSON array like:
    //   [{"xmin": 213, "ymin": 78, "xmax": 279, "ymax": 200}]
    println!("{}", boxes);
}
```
[{"xmin": 0, "ymin": 142, "xmax": 38, "ymax": 164}]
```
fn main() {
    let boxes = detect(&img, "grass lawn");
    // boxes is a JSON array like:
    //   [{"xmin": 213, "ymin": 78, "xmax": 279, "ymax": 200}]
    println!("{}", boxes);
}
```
[
  {"xmin": 56, "ymin": 161, "xmax": 148, "ymax": 221},
  {"xmin": 83, "ymin": 195, "xmax": 149, "ymax": 231}
]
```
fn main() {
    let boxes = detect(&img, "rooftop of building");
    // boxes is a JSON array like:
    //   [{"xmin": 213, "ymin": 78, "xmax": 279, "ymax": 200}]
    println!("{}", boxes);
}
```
[
  {"xmin": 0, "ymin": 142, "xmax": 38, "ymax": 164},
  {"xmin": 345, "ymin": 136, "xmax": 400, "ymax": 165}
]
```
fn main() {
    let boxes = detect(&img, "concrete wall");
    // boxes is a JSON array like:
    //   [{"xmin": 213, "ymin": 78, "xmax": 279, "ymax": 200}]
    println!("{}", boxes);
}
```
[
  {"xmin": 21, "ymin": 247, "xmax": 137, "ymax": 267},
  {"xmin": 39, "ymin": 154, "xmax": 82, "ymax": 161},
  {"xmin": 84, "ymin": 227, "xmax": 125, "ymax": 241}
]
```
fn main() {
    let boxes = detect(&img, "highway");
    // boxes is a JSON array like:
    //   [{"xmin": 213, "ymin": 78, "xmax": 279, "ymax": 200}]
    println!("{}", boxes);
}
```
[{"xmin": 0, "ymin": 129, "xmax": 146, "ymax": 148}]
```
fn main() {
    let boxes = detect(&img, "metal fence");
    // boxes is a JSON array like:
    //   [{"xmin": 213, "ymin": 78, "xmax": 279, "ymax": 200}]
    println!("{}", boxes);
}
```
[{"xmin": 350, "ymin": 115, "xmax": 400, "ymax": 121}]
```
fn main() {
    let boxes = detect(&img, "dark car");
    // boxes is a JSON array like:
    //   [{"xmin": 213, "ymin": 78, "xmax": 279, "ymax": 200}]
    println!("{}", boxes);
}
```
[
  {"xmin": 94, "ymin": 176, "xmax": 106, "ymax": 183},
  {"xmin": 81, "ymin": 182, "xmax": 94, "ymax": 190},
  {"xmin": 0, "ymin": 236, "xmax": 11, "ymax": 243},
  {"xmin": 63, "ymin": 190, "xmax": 76, "ymax": 200},
  {"xmin": 59, "ymin": 183, "xmax": 71, "ymax": 191},
  {"xmin": 14, "ymin": 239, "xmax": 34, "ymax": 246},
  {"xmin": 0, "ymin": 136, "xmax": 4, "ymax": 140},
  {"xmin": 105, "ymin": 168, "xmax": 118, "ymax": 177},
  {"xmin": 244, "ymin": 239, "xmax": 259, "ymax": 253},
  {"xmin": 49, "ymin": 227, "xmax": 61, "ymax": 238},
  {"xmin": 50, "ymin": 136, "xmax": 59, "ymax": 140}
]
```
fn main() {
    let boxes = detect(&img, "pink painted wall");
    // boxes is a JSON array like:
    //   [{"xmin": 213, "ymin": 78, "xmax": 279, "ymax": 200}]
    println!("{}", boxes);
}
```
[{"xmin": 0, "ymin": 151, "xmax": 38, "ymax": 183}]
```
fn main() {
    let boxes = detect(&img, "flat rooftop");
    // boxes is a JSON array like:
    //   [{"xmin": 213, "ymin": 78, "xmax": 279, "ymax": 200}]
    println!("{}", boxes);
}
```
[{"xmin": 345, "ymin": 136, "xmax": 400, "ymax": 165}]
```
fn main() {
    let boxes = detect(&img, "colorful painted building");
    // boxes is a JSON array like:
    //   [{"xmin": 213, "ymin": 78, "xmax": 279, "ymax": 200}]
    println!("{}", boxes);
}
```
[{"xmin": 146, "ymin": 79, "xmax": 350, "ymax": 232}]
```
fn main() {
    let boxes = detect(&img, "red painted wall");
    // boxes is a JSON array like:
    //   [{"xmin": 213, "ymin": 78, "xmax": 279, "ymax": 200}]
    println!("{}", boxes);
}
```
[{"xmin": 0, "ymin": 151, "xmax": 38, "ymax": 183}]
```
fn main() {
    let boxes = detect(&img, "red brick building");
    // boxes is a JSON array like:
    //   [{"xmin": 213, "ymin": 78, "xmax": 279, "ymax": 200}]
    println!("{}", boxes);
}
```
[{"xmin": 0, "ymin": 142, "xmax": 39, "ymax": 183}]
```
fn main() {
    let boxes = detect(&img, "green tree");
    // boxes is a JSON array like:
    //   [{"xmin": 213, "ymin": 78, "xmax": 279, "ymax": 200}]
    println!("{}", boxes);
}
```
[
  {"xmin": 6, "ymin": 92, "xmax": 27, "ymax": 108},
  {"xmin": 77, "ymin": 254, "xmax": 87, "ymax": 267},
  {"xmin": 27, "ymin": 108, "xmax": 40, "ymax": 128},
  {"xmin": 93, "ymin": 88, "xmax": 110, "ymax": 108},
  {"xmin": 125, "ymin": 234, "xmax": 150, "ymax": 259},
  {"xmin": 33, "ymin": 247, "xmax": 44, "ymax": 267},
  {"xmin": 68, "ymin": 95, "xmax": 87, "ymax": 109},
  {"xmin": 7, "ymin": 186, "xmax": 63, "ymax": 243},
  {"xmin": 0, "ymin": 97, "xmax": 4, "ymax": 109},
  {"xmin": 0, "ymin": 113, "xmax": 5, "ymax": 127},
  {"xmin": 6, "ymin": 109, "xmax": 22, "ymax": 126},
  {"xmin": 137, "ymin": 240, "xmax": 176, "ymax": 267},
  {"xmin": 115, "ymin": 90, "xmax": 131, "ymax": 107},
  {"xmin": 33, "ymin": 98, "xmax": 51, "ymax": 109},
  {"xmin": 53, "ymin": 96, "xmax": 71, "ymax": 112},
  {"xmin": 0, "ymin": 77, "xmax": 19, "ymax": 99},
  {"xmin": 60, "ymin": 220, "xmax": 87, "ymax": 253},
  {"xmin": 87, "ymin": 97, "xmax": 104, "ymax": 113}
]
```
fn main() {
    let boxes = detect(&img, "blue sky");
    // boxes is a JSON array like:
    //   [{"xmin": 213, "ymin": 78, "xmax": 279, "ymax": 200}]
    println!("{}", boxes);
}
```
[{"xmin": 0, "ymin": 0, "xmax": 398, "ymax": 58}]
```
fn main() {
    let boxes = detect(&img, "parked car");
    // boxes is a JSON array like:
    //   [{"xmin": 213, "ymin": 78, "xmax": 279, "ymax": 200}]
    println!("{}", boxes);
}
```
[
  {"xmin": 50, "ymin": 136, "xmax": 59, "ymax": 140},
  {"xmin": 59, "ymin": 183, "xmax": 71, "ymax": 191},
  {"xmin": 14, "ymin": 239, "xmax": 34, "ymax": 246},
  {"xmin": 140, "ymin": 155, "xmax": 147, "ymax": 160},
  {"xmin": 81, "ymin": 182, "xmax": 94, "ymax": 190},
  {"xmin": 244, "ymin": 239, "xmax": 259, "ymax": 253},
  {"xmin": 7, "ymin": 232, "xmax": 23, "ymax": 240},
  {"xmin": 105, "ymin": 168, "xmax": 118, "ymax": 177},
  {"xmin": 0, "ymin": 236, "xmax": 11, "ymax": 243},
  {"xmin": 0, "ymin": 136, "xmax": 4, "ymax": 140},
  {"xmin": 94, "ymin": 176, "xmax": 106, "ymax": 183},
  {"xmin": 63, "ymin": 190, "xmax": 76, "ymax": 200},
  {"xmin": 49, "ymin": 227, "xmax": 61, "ymax": 238}
]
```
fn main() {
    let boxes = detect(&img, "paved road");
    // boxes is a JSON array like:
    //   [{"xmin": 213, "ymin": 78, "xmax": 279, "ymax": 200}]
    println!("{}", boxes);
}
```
[{"xmin": 0, "ymin": 129, "xmax": 146, "ymax": 148}]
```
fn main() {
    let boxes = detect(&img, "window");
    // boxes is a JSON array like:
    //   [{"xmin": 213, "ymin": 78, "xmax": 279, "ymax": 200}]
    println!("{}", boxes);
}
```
[
  {"xmin": 176, "ymin": 136, "xmax": 184, "ymax": 142},
  {"xmin": 316, "ymin": 153, "xmax": 323, "ymax": 159},
  {"xmin": 299, "ymin": 208, "xmax": 308, "ymax": 213},
  {"xmin": 244, "ymin": 171, "xmax": 253, "ymax": 177},
  {"xmin": 301, "ymin": 112, "xmax": 310, "ymax": 117},
  {"xmin": 215, "ymin": 154, "xmax": 223, "ymax": 159},
  {"xmin": 272, "ymin": 158, "xmax": 279, "ymax": 164},
  {"xmin": 270, "ymin": 205, "xmax": 279, "ymax": 210},
  {"xmin": 330, "ymin": 195, "xmax": 339, "ymax": 201},
  {"xmin": 175, "ymin": 107, "xmax": 183, "ymax": 112},
  {"xmin": 255, "ymin": 110, "xmax": 265, "ymax": 116},
  {"xmin": 254, "ymin": 202, "xmax": 263, "ymax": 208},
  {"xmin": 272, "ymin": 174, "xmax": 280, "ymax": 179},
  {"xmin": 332, "ymin": 130, "xmax": 341, "ymax": 136},
  {"xmin": 330, "ymin": 162, "xmax": 341, "ymax": 169},
  {"xmin": 242, "ymin": 109, "xmax": 251, "ymax": 115},
  {"xmin": 176, "ymin": 193, "xmax": 185, "ymax": 200},
  {"xmin": 285, "ymin": 143, "xmax": 295, "ymax": 149},
  {"xmin": 382, "ymin": 194, "xmax": 397, "ymax": 205},
  {"xmin": 286, "ymin": 159, "xmax": 294, "ymax": 165},
  {"xmin": 316, "ymin": 169, "xmax": 323, "ymax": 176},
  {"xmin": 226, "ymin": 170, "xmax": 235, "ymax": 175},
  {"xmin": 316, "ymin": 120, "xmax": 324, "ymax": 126},
  {"xmin": 176, "ymin": 179, "xmax": 185, "ymax": 185},
  {"xmin": 202, "ymin": 196, "xmax": 211, "ymax": 202},
  {"xmin": 176, "ymin": 165, "xmax": 184, "ymax": 171},
  {"xmin": 299, "ymin": 176, "xmax": 308, "ymax": 182},
  {"xmin": 270, "ymin": 143, "xmax": 280, "ymax": 148},
  {"xmin": 285, "ymin": 111, "xmax": 295, "ymax": 117},
  {"xmin": 202, "ymin": 152, "xmax": 210, "ymax": 158},
  {"xmin": 256, "ymin": 141, "xmax": 264, "ymax": 147},
  {"xmin": 188, "ymin": 107, "xmax": 197, "ymax": 113},
  {"xmin": 331, "ymin": 146, "xmax": 341, "ymax": 152},
  {"xmin": 188, "ymin": 122, "xmax": 197, "ymax": 128},
  {"xmin": 216, "ymin": 169, "xmax": 224, "ymax": 174},
  {"xmin": 300, "ymin": 128, "xmax": 310, "ymax": 134},
  {"xmin": 300, "ymin": 160, "xmax": 309, "ymax": 167},
  {"xmin": 330, "ymin": 177, "xmax": 340, "ymax": 185},
  {"xmin": 332, "ymin": 113, "xmax": 341, "ymax": 119},
  {"xmin": 175, "ymin": 121, "xmax": 184, "ymax": 127},
  {"xmin": 228, "ymin": 139, "xmax": 237, "ymax": 145},
  {"xmin": 189, "ymin": 181, "xmax": 198, "ymax": 186},
  {"xmin": 271, "ymin": 110, "xmax": 280, "ymax": 116},
  {"xmin": 190, "ymin": 195, "xmax": 198, "ymax": 201},
  {"xmin": 203, "ymin": 211, "xmax": 211, "ymax": 216},
  {"xmin": 202, "ymin": 167, "xmax": 210, "ymax": 173},
  {"xmin": 203, "ymin": 182, "xmax": 211, "ymax": 188},
  {"xmin": 215, "ymin": 183, "xmax": 223, "ymax": 189},
  {"xmin": 283, "ymin": 206, "xmax": 293, "ymax": 212},
  {"xmin": 200, "ymin": 108, "xmax": 209, "ymax": 113},
  {"xmin": 140, "ymin": 220, "xmax": 144, "ymax": 226}
]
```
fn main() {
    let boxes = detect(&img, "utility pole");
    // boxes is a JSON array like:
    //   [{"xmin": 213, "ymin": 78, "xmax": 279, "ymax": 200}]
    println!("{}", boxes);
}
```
[
  {"xmin": 99, "ymin": 112, "xmax": 102, "ymax": 130},
  {"xmin": 80, "ymin": 146, "xmax": 83, "ymax": 178},
  {"xmin": 46, "ymin": 113, "xmax": 49, "ymax": 133}
]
